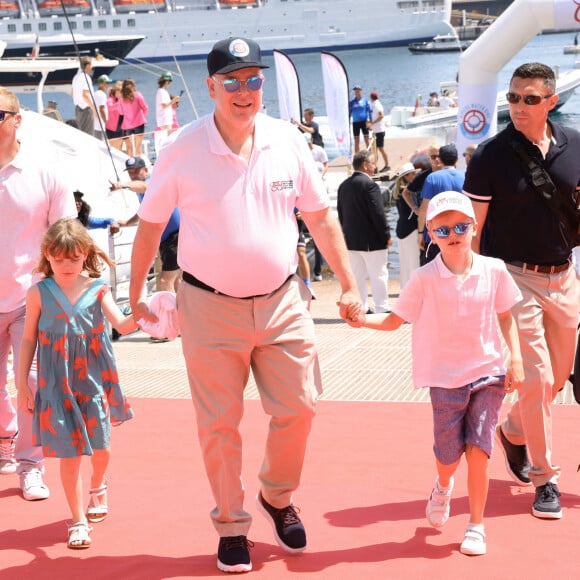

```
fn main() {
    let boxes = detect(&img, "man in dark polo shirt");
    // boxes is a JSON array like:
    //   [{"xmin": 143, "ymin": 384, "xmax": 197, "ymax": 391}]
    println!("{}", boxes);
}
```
[{"xmin": 464, "ymin": 62, "xmax": 580, "ymax": 521}]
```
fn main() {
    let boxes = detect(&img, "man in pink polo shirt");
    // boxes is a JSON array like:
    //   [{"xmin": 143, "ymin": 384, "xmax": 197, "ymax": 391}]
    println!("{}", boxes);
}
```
[
  {"xmin": 0, "ymin": 87, "xmax": 76, "ymax": 499},
  {"xmin": 129, "ymin": 37, "xmax": 361, "ymax": 573}
]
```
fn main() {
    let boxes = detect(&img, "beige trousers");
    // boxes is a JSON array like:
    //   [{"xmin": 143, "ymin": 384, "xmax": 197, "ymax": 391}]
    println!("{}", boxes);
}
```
[
  {"xmin": 502, "ymin": 265, "xmax": 578, "ymax": 487},
  {"xmin": 178, "ymin": 275, "xmax": 319, "ymax": 537}
]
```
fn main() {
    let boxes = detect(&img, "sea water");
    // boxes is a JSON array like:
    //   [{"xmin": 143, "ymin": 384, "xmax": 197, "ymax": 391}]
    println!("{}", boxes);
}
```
[{"xmin": 17, "ymin": 30, "xmax": 580, "ymax": 134}]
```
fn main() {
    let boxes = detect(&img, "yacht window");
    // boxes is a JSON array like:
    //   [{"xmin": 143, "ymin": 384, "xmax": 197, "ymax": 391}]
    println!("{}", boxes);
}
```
[
  {"xmin": 83, "ymin": 21, "xmax": 92, "ymax": 29},
  {"xmin": 98, "ymin": 20, "xmax": 106, "ymax": 29},
  {"xmin": 53, "ymin": 22, "xmax": 63, "ymax": 31},
  {"xmin": 70, "ymin": 22, "xmax": 77, "ymax": 30},
  {"xmin": 7, "ymin": 24, "xmax": 16, "ymax": 33},
  {"xmin": 39, "ymin": 23, "xmax": 47, "ymax": 32},
  {"xmin": 113, "ymin": 19, "xmax": 121, "ymax": 28},
  {"xmin": 397, "ymin": 1, "xmax": 419, "ymax": 9},
  {"xmin": 127, "ymin": 19, "xmax": 136, "ymax": 27},
  {"xmin": 23, "ymin": 23, "xmax": 32, "ymax": 32}
]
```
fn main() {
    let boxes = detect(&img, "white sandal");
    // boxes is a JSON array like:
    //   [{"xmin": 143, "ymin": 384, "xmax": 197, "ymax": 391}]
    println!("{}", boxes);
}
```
[
  {"xmin": 87, "ymin": 483, "xmax": 108, "ymax": 523},
  {"xmin": 68, "ymin": 521, "xmax": 92, "ymax": 549}
]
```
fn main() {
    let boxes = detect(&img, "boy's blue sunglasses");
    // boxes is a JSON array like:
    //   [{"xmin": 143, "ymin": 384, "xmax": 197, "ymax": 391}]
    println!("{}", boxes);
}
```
[{"xmin": 432, "ymin": 222, "xmax": 473, "ymax": 238}]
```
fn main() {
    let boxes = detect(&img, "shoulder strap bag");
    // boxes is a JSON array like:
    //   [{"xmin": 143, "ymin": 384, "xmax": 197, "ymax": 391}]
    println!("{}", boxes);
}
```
[{"xmin": 508, "ymin": 138, "xmax": 580, "ymax": 244}]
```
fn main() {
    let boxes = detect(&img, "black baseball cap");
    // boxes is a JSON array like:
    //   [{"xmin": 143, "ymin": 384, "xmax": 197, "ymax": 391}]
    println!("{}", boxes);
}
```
[
  {"xmin": 438, "ymin": 144, "xmax": 458, "ymax": 166},
  {"xmin": 207, "ymin": 37, "xmax": 269, "ymax": 76},
  {"xmin": 125, "ymin": 156, "xmax": 146, "ymax": 171}
]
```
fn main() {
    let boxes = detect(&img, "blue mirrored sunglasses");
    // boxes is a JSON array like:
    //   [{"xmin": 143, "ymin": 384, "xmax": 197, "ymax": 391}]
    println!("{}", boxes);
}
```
[
  {"xmin": 432, "ymin": 222, "xmax": 473, "ymax": 238},
  {"xmin": 0, "ymin": 109, "xmax": 17, "ymax": 122},
  {"xmin": 213, "ymin": 76, "xmax": 263, "ymax": 93}
]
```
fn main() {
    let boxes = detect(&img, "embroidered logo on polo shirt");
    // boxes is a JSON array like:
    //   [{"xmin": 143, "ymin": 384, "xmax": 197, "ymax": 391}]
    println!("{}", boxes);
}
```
[{"xmin": 270, "ymin": 180, "xmax": 294, "ymax": 192}]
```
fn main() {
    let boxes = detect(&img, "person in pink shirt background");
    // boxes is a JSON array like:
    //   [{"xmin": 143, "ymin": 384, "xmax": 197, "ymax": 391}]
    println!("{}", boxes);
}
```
[
  {"xmin": 120, "ymin": 78, "xmax": 148, "ymax": 157},
  {"xmin": 105, "ymin": 80, "xmax": 125, "ymax": 151}
]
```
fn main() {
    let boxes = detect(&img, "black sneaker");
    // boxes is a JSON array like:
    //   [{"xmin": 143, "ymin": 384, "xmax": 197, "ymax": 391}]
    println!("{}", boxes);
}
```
[
  {"xmin": 532, "ymin": 482, "xmax": 562, "ymax": 519},
  {"xmin": 256, "ymin": 492, "xmax": 307, "ymax": 553},
  {"xmin": 495, "ymin": 425, "xmax": 532, "ymax": 486},
  {"xmin": 217, "ymin": 535, "xmax": 253, "ymax": 573}
]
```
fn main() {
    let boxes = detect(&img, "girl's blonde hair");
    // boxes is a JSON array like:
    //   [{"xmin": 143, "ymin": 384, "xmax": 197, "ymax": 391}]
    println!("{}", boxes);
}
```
[
  {"xmin": 392, "ymin": 175, "xmax": 404, "ymax": 200},
  {"xmin": 36, "ymin": 218, "xmax": 114, "ymax": 278},
  {"xmin": 392, "ymin": 173, "xmax": 414, "ymax": 200},
  {"xmin": 109, "ymin": 80, "xmax": 123, "ymax": 97}
]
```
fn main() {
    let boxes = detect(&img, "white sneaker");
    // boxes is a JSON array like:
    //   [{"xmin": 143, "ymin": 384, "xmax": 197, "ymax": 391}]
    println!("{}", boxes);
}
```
[
  {"xmin": 0, "ymin": 437, "xmax": 17, "ymax": 475},
  {"xmin": 426, "ymin": 476, "xmax": 454, "ymax": 528},
  {"xmin": 20, "ymin": 469, "xmax": 50, "ymax": 501},
  {"xmin": 313, "ymin": 275, "xmax": 323, "ymax": 281},
  {"xmin": 460, "ymin": 524, "xmax": 486, "ymax": 556}
]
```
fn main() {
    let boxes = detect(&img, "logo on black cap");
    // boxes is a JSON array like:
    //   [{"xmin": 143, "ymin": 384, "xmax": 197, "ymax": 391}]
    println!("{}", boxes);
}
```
[
  {"xmin": 229, "ymin": 39, "xmax": 250, "ymax": 58},
  {"xmin": 207, "ymin": 37, "xmax": 269, "ymax": 77}
]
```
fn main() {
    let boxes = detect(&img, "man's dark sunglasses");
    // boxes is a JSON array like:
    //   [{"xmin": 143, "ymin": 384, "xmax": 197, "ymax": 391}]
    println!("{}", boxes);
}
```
[
  {"xmin": 0, "ymin": 109, "xmax": 17, "ymax": 122},
  {"xmin": 505, "ymin": 92, "xmax": 553, "ymax": 106}
]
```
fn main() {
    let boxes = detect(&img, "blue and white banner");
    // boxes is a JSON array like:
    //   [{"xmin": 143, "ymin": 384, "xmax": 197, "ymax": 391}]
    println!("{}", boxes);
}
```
[
  {"xmin": 456, "ymin": 83, "xmax": 498, "ymax": 144},
  {"xmin": 273, "ymin": 49, "xmax": 301, "ymax": 123},
  {"xmin": 321, "ymin": 51, "xmax": 351, "ymax": 157}
]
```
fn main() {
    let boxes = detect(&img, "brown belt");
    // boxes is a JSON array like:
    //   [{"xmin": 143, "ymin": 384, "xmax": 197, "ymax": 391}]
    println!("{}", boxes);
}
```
[
  {"xmin": 182, "ymin": 271, "xmax": 292, "ymax": 299},
  {"xmin": 507, "ymin": 260, "xmax": 570, "ymax": 274}
]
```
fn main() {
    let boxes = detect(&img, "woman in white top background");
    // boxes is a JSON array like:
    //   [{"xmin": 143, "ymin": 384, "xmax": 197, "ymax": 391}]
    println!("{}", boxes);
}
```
[{"xmin": 155, "ymin": 72, "xmax": 181, "ymax": 134}]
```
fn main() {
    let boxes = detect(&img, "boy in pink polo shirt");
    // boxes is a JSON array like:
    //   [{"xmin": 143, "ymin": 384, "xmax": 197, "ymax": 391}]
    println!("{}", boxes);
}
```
[{"xmin": 347, "ymin": 191, "xmax": 524, "ymax": 556}]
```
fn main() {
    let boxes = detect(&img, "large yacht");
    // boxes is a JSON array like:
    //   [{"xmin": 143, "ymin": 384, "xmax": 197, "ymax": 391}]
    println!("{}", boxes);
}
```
[{"xmin": 0, "ymin": 0, "xmax": 453, "ymax": 62}]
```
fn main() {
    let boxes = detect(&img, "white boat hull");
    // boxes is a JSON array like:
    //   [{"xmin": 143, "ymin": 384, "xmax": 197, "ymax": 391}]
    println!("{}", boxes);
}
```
[
  {"xmin": 563, "ymin": 45, "xmax": 580, "ymax": 54},
  {"xmin": 0, "ymin": 0, "xmax": 453, "ymax": 62}
]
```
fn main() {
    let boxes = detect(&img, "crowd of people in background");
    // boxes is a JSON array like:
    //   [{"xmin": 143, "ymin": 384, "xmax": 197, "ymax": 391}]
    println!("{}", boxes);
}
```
[{"xmin": 68, "ymin": 58, "xmax": 182, "ymax": 156}]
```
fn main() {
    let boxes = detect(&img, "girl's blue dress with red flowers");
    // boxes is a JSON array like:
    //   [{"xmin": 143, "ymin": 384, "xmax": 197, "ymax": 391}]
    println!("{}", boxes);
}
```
[{"xmin": 32, "ymin": 277, "xmax": 133, "ymax": 458}]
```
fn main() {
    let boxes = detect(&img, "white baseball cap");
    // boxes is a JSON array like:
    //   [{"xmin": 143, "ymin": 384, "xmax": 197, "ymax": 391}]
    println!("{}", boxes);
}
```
[{"xmin": 426, "ymin": 191, "xmax": 475, "ymax": 222}]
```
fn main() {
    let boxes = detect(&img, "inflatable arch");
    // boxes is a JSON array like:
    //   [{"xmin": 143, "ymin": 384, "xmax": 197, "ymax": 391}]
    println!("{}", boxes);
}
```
[{"xmin": 455, "ymin": 0, "xmax": 580, "ymax": 156}]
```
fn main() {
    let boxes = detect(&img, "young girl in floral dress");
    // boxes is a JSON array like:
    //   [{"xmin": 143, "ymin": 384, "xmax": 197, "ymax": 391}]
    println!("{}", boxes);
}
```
[{"xmin": 17, "ymin": 219, "xmax": 137, "ymax": 549}]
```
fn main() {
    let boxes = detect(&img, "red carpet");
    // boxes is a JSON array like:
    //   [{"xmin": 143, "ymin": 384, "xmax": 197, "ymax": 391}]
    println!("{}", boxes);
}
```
[{"xmin": 1, "ymin": 399, "xmax": 579, "ymax": 579}]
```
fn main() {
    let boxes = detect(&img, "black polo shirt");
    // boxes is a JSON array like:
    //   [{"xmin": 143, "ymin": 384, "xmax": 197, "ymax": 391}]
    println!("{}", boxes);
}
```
[{"xmin": 464, "ymin": 121, "xmax": 580, "ymax": 265}]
